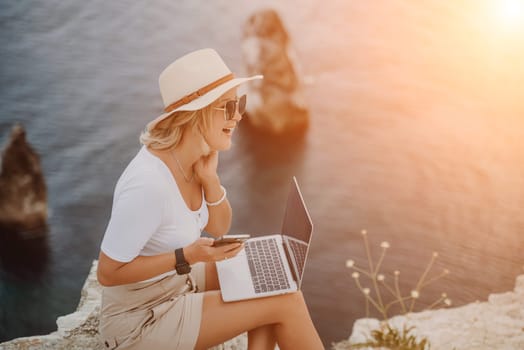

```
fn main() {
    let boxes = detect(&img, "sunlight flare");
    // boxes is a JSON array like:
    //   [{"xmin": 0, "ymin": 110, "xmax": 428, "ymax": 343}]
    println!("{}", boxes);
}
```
[{"xmin": 494, "ymin": 0, "xmax": 524, "ymax": 30}]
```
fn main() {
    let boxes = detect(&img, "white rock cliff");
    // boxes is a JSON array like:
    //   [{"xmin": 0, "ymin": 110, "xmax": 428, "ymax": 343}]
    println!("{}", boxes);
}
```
[
  {"xmin": 335, "ymin": 275, "xmax": 524, "ymax": 350},
  {"xmin": 2, "ymin": 261, "xmax": 523, "ymax": 349},
  {"xmin": 0, "ymin": 261, "xmax": 247, "ymax": 350}
]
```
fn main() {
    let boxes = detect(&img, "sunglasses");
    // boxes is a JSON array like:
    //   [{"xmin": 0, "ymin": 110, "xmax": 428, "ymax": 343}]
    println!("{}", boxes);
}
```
[{"xmin": 214, "ymin": 94, "xmax": 247, "ymax": 121}]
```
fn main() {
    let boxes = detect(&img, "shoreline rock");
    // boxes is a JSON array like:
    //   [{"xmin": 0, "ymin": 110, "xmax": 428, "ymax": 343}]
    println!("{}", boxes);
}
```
[
  {"xmin": 0, "ymin": 261, "xmax": 247, "ymax": 350},
  {"xmin": 0, "ymin": 124, "xmax": 50, "ymax": 280},
  {"xmin": 242, "ymin": 9, "xmax": 309, "ymax": 135},
  {"xmin": 334, "ymin": 274, "xmax": 524, "ymax": 350},
  {"xmin": 0, "ymin": 124, "xmax": 47, "ymax": 236},
  {"xmin": 2, "ymin": 261, "xmax": 522, "ymax": 350}
]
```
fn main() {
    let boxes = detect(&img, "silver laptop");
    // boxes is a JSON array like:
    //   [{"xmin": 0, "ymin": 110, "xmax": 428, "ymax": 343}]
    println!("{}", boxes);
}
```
[{"xmin": 216, "ymin": 177, "xmax": 313, "ymax": 302}]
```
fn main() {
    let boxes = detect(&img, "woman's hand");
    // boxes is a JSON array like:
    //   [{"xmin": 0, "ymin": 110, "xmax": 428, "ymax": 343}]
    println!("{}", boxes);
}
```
[
  {"xmin": 194, "ymin": 151, "xmax": 219, "ymax": 185},
  {"xmin": 183, "ymin": 237, "xmax": 244, "ymax": 264},
  {"xmin": 194, "ymin": 150, "xmax": 232, "ymax": 237}
]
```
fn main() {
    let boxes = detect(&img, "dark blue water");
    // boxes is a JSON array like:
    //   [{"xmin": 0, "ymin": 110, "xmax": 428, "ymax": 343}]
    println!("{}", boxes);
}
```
[{"xmin": 1, "ymin": 0, "xmax": 523, "ymax": 347}]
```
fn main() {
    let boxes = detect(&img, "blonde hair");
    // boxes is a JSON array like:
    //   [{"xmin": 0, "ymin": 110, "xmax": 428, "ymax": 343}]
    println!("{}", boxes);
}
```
[{"xmin": 140, "ymin": 103, "xmax": 216, "ymax": 150}]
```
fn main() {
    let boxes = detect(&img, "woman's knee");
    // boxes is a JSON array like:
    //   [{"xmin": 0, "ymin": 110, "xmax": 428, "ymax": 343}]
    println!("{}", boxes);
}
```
[
  {"xmin": 285, "ymin": 290, "xmax": 305, "ymax": 303},
  {"xmin": 273, "ymin": 291, "xmax": 308, "ymax": 315}
]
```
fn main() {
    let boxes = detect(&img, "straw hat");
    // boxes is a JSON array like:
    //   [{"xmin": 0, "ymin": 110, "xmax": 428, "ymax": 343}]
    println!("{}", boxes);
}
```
[{"xmin": 148, "ymin": 48, "xmax": 263, "ymax": 129}]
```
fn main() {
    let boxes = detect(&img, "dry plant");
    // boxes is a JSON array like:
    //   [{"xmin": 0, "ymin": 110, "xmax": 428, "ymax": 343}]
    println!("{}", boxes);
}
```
[
  {"xmin": 333, "ymin": 323, "xmax": 429, "ymax": 350},
  {"xmin": 335, "ymin": 230, "xmax": 454, "ymax": 350},
  {"xmin": 345, "ymin": 229, "xmax": 452, "ymax": 320}
]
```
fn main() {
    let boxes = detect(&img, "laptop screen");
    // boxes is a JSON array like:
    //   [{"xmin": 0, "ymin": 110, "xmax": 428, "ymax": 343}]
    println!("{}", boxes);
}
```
[{"xmin": 281, "ymin": 177, "xmax": 313, "ymax": 286}]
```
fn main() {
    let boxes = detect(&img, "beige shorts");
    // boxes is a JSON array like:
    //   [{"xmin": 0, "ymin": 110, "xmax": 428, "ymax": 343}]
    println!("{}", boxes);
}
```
[{"xmin": 99, "ymin": 263, "xmax": 206, "ymax": 350}]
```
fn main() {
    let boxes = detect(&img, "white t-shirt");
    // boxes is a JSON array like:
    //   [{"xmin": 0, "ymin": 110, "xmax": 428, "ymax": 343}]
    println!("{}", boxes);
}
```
[{"xmin": 101, "ymin": 146, "xmax": 209, "ymax": 270}]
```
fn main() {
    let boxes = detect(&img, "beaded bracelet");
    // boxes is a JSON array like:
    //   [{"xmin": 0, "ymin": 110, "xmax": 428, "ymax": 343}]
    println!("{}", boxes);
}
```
[{"xmin": 205, "ymin": 185, "xmax": 227, "ymax": 207}]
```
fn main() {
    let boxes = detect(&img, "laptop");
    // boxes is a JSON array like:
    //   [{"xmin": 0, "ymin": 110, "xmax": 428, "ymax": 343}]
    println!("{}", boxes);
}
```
[{"xmin": 216, "ymin": 177, "xmax": 313, "ymax": 302}]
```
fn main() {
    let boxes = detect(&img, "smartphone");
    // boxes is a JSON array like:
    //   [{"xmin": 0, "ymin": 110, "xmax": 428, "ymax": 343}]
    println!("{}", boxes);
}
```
[{"xmin": 212, "ymin": 234, "xmax": 251, "ymax": 247}]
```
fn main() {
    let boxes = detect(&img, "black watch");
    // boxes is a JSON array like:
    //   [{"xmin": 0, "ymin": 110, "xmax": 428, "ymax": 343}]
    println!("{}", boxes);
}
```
[{"xmin": 174, "ymin": 248, "xmax": 191, "ymax": 275}]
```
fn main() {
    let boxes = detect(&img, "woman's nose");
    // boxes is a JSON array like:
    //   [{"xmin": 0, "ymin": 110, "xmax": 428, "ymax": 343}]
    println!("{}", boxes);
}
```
[{"xmin": 232, "ymin": 109, "xmax": 243, "ymax": 122}]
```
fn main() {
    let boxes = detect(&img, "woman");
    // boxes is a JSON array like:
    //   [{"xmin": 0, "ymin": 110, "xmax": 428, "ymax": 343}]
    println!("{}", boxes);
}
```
[{"xmin": 97, "ymin": 48, "xmax": 323, "ymax": 350}]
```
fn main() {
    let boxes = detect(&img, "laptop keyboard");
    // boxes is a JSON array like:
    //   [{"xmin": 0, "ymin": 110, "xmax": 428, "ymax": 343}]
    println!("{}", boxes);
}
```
[
  {"xmin": 244, "ymin": 238, "xmax": 291, "ymax": 293},
  {"xmin": 288, "ymin": 239, "xmax": 308, "ymax": 279}
]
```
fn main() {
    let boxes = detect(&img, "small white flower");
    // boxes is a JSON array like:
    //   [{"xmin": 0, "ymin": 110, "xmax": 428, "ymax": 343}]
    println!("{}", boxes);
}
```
[
  {"xmin": 361, "ymin": 229, "xmax": 367, "ymax": 235},
  {"xmin": 352, "ymin": 272, "xmax": 360, "ymax": 279},
  {"xmin": 377, "ymin": 274, "xmax": 385, "ymax": 281},
  {"xmin": 362, "ymin": 288, "xmax": 370, "ymax": 295},
  {"xmin": 380, "ymin": 241, "xmax": 390, "ymax": 249},
  {"xmin": 444, "ymin": 298, "xmax": 452, "ymax": 306},
  {"xmin": 411, "ymin": 290, "xmax": 420, "ymax": 299},
  {"xmin": 394, "ymin": 270, "xmax": 400, "ymax": 276},
  {"xmin": 345, "ymin": 259, "xmax": 355, "ymax": 268}
]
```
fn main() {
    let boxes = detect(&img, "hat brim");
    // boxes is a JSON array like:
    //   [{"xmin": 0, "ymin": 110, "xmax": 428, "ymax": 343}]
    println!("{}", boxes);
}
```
[{"xmin": 148, "ymin": 75, "xmax": 263, "ymax": 129}]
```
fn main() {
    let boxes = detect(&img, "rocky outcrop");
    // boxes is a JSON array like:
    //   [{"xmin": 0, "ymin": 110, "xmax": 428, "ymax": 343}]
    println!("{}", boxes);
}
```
[
  {"xmin": 0, "ymin": 124, "xmax": 47, "ymax": 236},
  {"xmin": 242, "ymin": 9, "xmax": 309, "ymax": 134},
  {"xmin": 3, "ymin": 261, "xmax": 522, "ymax": 350},
  {"xmin": 0, "ymin": 260, "xmax": 103, "ymax": 350},
  {"xmin": 335, "ymin": 275, "xmax": 524, "ymax": 350},
  {"xmin": 0, "ymin": 261, "xmax": 248, "ymax": 350}
]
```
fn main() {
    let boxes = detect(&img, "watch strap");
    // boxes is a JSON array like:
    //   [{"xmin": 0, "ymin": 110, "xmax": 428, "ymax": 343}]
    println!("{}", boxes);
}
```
[{"xmin": 174, "ymin": 248, "xmax": 191, "ymax": 274}]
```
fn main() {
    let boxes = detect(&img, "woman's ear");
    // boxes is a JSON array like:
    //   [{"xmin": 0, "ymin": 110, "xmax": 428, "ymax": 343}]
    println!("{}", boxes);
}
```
[
  {"xmin": 195, "ymin": 122, "xmax": 212, "ymax": 156},
  {"xmin": 201, "ymin": 138, "xmax": 211, "ymax": 156}
]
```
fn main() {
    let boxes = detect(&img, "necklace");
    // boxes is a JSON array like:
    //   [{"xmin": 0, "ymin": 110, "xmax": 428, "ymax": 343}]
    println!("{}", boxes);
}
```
[{"xmin": 171, "ymin": 151, "xmax": 194, "ymax": 183}]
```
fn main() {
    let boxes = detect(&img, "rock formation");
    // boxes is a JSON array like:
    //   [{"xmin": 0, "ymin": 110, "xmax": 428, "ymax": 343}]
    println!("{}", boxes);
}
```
[
  {"xmin": 0, "ymin": 261, "xmax": 248, "ymax": 350},
  {"xmin": 334, "ymin": 275, "xmax": 524, "ymax": 350},
  {"xmin": 2, "ymin": 259, "xmax": 522, "ymax": 349},
  {"xmin": 0, "ymin": 124, "xmax": 47, "ymax": 236},
  {"xmin": 242, "ymin": 9, "xmax": 309, "ymax": 134}
]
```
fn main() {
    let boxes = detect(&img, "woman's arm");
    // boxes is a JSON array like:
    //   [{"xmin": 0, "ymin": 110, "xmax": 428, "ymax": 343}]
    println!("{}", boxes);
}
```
[
  {"xmin": 97, "ymin": 250, "xmax": 176, "ymax": 286},
  {"xmin": 97, "ymin": 237, "xmax": 243, "ymax": 286}
]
